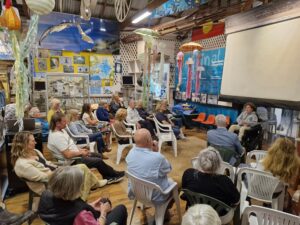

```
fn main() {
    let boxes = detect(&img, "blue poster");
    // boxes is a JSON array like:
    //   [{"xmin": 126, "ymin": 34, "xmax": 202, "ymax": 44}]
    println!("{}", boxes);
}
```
[{"xmin": 176, "ymin": 47, "xmax": 225, "ymax": 95}]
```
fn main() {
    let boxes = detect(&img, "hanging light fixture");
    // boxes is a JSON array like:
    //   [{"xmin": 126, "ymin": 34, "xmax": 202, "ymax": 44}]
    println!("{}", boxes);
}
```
[
  {"xmin": 179, "ymin": 42, "xmax": 203, "ymax": 52},
  {"xmin": 133, "ymin": 28, "xmax": 159, "ymax": 38}
]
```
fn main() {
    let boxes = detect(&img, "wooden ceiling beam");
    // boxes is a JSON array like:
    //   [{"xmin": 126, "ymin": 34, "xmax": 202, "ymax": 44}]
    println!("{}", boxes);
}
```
[
  {"xmin": 120, "ymin": 0, "xmax": 169, "ymax": 29},
  {"xmin": 100, "ymin": 0, "xmax": 107, "ymax": 15}
]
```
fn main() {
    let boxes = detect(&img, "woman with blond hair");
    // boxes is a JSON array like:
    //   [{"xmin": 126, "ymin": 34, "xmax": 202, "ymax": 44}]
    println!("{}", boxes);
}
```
[
  {"xmin": 112, "ymin": 108, "xmax": 133, "ymax": 144},
  {"xmin": 11, "ymin": 131, "xmax": 108, "ymax": 203},
  {"xmin": 109, "ymin": 93, "xmax": 125, "ymax": 116},
  {"xmin": 260, "ymin": 138, "xmax": 300, "ymax": 188},
  {"xmin": 47, "ymin": 98, "xmax": 64, "ymax": 123}
]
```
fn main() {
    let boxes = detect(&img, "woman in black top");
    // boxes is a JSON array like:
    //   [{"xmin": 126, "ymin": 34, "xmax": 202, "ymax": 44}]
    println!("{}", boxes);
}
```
[{"xmin": 182, "ymin": 147, "xmax": 240, "ymax": 207}]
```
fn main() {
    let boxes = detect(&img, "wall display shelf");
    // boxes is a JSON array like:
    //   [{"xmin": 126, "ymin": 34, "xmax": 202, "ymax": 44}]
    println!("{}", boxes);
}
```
[{"xmin": 46, "ymin": 73, "xmax": 90, "ymax": 112}]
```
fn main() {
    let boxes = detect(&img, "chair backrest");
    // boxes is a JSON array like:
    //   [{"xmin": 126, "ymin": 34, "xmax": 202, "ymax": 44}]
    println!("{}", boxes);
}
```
[
  {"xmin": 211, "ymin": 144, "xmax": 240, "ymax": 166},
  {"xmin": 191, "ymin": 157, "xmax": 235, "ymax": 183},
  {"xmin": 111, "ymin": 123, "xmax": 121, "ymax": 138},
  {"xmin": 93, "ymin": 110, "xmax": 100, "ymax": 122},
  {"xmin": 246, "ymin": 150, "xmax": 267, "ymax": 168},
  {"xmin": 237, "ymin": 168, "xmax": 283, "ymax": 202},
  {"xmin": 241, "ymin": 205, "xmax": 300, "ymax": 225},
  {"xmin": 206, "ymin": 115, "xmax": 216, "ymax": 123},
  {"xmin": 126, "ymin": 171, "xmax": 164, "ymax": 205},
  {"xmin": 197, "ymin": 113, "xmax": 206, "ymax": 121},
  {"xmin": 182, "ymin": 189, "xmax": 232, "ymax": 216},
  {"xmin": 152, "ymin": 114, "xmax": 172, "ymax": 135}
]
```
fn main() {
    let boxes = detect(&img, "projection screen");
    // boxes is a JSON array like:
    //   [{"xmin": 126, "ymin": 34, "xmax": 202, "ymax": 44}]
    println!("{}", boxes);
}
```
[{"xmin": 220, "ymin": 17, "xmax": 300, "ymax": 108}]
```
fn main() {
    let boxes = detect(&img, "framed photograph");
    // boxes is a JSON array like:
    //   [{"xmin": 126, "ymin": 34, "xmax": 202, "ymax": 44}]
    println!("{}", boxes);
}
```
[
  {"xmin": 200, "ymin": 93, "xmax": 207, "ymax": 103},
  {"xmin": 63, "ymin": 65, "xmax": 74, "ymax": 73},
  {"xmin": 60, "ymin": 56, "xmax": 72, "ymax": 66},
  {"xmin": 73, "ymin": 56, "xmax": 85, "ymax": 64},
  {"xmin": 78, "ymin": 66, "xmax": 89, "ymax": 73},
  {"xmin": 50, "ymin": 57, "xmax": 60, "ymax": 70},
  {"xmin": 49, "ymin": 50, "xmax": 62, "ymax": 56},
  {"xmin": 115, "ymin": 62, "xmax": 122, "ymax": 73},
  {"xmin": 37, "ymin": 58, "xmax": 47, "ymax": 71},
  {"xmin": 207, "ymin": 94, "xmax": 218, "ymax": 105}
]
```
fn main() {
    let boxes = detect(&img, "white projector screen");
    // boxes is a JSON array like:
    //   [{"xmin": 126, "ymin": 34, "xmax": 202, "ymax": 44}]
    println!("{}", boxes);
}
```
[{"xmin": 221, "ymin": 17, "xmax": 300, "ymax": 107}]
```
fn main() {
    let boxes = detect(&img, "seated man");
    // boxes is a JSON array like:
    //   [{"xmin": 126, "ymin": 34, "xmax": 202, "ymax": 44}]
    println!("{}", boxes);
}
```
[
  {"xmin": 229, "ymin": 102, "xmax": 258, "ymax": 141},
  {"xmin": 207, "ymin": 114, "xmax": 245, "ymax": 165},
  {"xmin": 127, "ymin": 99, "xmax": 156, "ymax": 138},
  {"xmin": 47, "ymin": 112, "xmax": 124, "ymax": 183},
  {"xmin": 126, "ymin": 129, "xmax": 175, "ymax": 204}
]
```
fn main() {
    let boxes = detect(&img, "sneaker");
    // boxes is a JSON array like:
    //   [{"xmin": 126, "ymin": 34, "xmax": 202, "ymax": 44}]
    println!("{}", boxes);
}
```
[
  {"xmin": 107, "ymin": 176, "xmax": 124, "ymax": 184},
  {"xmin": 115, "ymin": 171, "xmax": 125, "ymax": 177}
]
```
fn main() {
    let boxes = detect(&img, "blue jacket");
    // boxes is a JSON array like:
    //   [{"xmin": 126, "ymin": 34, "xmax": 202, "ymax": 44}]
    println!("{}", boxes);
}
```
[{"xmin": 96, "ymin": 107, "xmax": 110, "ymax": 122}]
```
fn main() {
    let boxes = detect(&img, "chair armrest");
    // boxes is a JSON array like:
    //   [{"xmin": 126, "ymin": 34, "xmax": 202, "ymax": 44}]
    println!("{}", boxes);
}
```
[
  {"xmin": 117, "ymin": 134, "xmax": 133, "ymax": 139},
  {"xmin": 161, "ymin": 182, "xmax": 177, "ymax": 195}
]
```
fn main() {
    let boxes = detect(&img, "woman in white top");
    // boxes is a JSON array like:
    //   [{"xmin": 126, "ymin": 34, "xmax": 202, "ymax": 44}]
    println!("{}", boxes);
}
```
[{"xmin": 81, "ymin": 103, "xmax": 111, "ymax": 150}]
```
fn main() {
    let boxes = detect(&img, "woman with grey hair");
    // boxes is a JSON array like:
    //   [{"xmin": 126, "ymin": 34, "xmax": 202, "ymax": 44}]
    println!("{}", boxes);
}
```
[
  {"xmin": 181, "ymin": 147, "xmax": 240, "ymax": 207},
  {"xmin": 181, "ymin": 204, "xmax": 221, "ymax": 225},
  {"xmin": 38, "ymin": 166, "xmax": 127, "ymax": 225}
]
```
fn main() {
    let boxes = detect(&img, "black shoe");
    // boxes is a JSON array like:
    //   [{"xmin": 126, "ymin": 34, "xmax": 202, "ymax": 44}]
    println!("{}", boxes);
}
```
[
  {"xmin": 115, "ymin": 171, "xmax": 125, "ymax": 177},
  {"xmin": 107, "ymin": 176, "xmax": 124, "ymax": 184}
]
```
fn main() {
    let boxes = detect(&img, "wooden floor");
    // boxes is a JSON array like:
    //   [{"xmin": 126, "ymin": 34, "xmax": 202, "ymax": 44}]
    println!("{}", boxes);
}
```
[{"xmin": 4, "ymin": 129, "xmax": 208, "ymax": 225}]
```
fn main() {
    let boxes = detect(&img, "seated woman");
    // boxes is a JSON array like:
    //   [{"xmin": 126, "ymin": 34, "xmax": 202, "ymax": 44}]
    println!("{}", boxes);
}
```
[
  {"xmin": 113, "ymin": 108, "xmax": 134, "ymax": 144},
  {"xmin": 29, "ymin": 107, "xmax": 49, "ymax": 142},
  {"xmin": 81, "ymin": 103, "xmax": 111, "ymax": 150},
  {"xmin": 47, "ymin": 98, "xmax": 64, "ymax": 123},
  {"xmin": 181, "ymin": 204, "xmax": 221, "ymax": 225},
  {"xmin": 38, "ymin": 166, "xmax": 128, "ymax": 225},
  {"xmin": 67, "ymin": 109, "xmax": 109, "ymax": 159},
  {"xmin": 136, "ymin": 100, "xmax": 152, "ymax": 120},
  {"xmin": 259, "ymin": 137, "xmax": 300, "ymax": 212},
  {"xmin": 11, "ymin": 131, "xmax": 108, "ymax": 202},
  {"xmin": 155, "ymin": 101, "xmax": 184, "ymax": 139},
  {"xmin": 229, "ymin": 102, "xmax": 258, "ymax": 141},
  {"xmin": 109, "ymin": 93, "xmax": 125, "ymax": 116},
  {"xmin": 181, "ymin": 147, "xmax": 240, "ymax": 207}
]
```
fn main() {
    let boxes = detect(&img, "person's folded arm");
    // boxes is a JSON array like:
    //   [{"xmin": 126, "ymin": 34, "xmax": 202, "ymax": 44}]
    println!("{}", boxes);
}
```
[{"xmin": 61, "ymin": 149, "xmax": 85, "ymax": 159}]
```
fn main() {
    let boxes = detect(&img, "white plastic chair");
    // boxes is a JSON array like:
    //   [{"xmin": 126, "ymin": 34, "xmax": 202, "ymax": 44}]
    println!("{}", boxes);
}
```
[
  {"xmin": 246, "ymin": 150, "xmax": 267, "ymax": 169},
  {"xmin": 236, "ymin": 168, "xmax": 286, "ymax": 217},
  {"xmin": 123, "ymin": 120, "xmax": 137, "ymax": 134},
  {"xmin": 241, "ymin": 205, "xmax": 300, "ymax": 225},
  {"xmin": 64, "ymin": 126, "xmax": 96, "ymax": 153},
  {"xmin": 126, "ymin": 171, "xmax": 181, "ymax": 225},
  {"xmin": 153, "ymin": 115, "xmax": 177, "ymax": 157},
  {"xmin": 111, "ymin": 123, "xmax": 135, "ymax": 164},
  {"xmin": 191, "ymin": 157, "xmax": 236, "ymax": 183}
]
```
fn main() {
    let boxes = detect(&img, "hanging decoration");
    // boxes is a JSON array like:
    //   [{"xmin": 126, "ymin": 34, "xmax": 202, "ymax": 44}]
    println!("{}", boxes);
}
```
[
  {"xmin": 185, "ymin": 57, "xmax": 194, "ymax": 99},
  {"xmin": 25, "ymin": 0, "xmax": 55, "ymax": 15},
  {"xmin": 193, "ymin": 49, "xmax": 202, "ymax": 94},
  {"xmin": 3, "ymin": 0, "xmax": 21, "ymax": 30},
  {"xmin": 80, "ymin": 0, "xmax": 97, "ymax": 20},
  {"xmin": 10, "ymin": 14, "xmax": 39, "ymax": 124},
  {"xmin": 114, "ymin": 0, "xmax": 132, "ymax": 22},
  {"xmin": 158, "ymin": 42, "xmax": 166, "ymax": 84},
  {"xmin": 179, "ymin": 41, "xmax": 203, "ymax": 52},
  {"xmin": 176, "ymin": 51, "xmax": 184, "ymax": 91}
]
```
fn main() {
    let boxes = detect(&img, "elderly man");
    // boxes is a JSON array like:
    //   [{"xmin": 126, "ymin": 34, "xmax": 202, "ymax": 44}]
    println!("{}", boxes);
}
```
[
  {"xmin": 126, "ymin": 99, "xmax": 156, "ymax": 138},
  {"xmin": 47, "ymin": 112, "xmax": 124, "ymax": 183},
  {"xmin": 126, "ymin": 129, "xmax": 175, "ymax": 204},
  {"xmin": 207, "ymin": 114, "xmax": 245, "ymax": 165}
]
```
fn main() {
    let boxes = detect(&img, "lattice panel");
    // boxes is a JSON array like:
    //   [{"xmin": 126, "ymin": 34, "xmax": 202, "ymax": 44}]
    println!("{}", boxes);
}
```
[
  {"xmin": 197, "ymin": 34, "xmax": 226, "ymax": 49},
  {"xmin": 120, "ymin": 32, "xmax": 138, "ymax": 77}
]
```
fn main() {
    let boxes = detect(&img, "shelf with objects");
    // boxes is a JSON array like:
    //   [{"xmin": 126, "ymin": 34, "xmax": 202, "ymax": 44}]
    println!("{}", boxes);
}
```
[{"xmin": 45, "ymin": 73, "xmax": 90, "ymax": 112}]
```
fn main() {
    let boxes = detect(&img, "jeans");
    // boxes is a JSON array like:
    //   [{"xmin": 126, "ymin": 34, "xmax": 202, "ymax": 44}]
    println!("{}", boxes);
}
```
[
  {"xmin": 77, "ymin": 132, "xmax": 105, "ymax": 154},
  {"xmin": 172, "ymin": 126, "xmax": 180, "ymax": 138},
  {"xmin": 139, "ymin": 120, "xmax": 156, "ymax": 137},
  {"xmin": 73, "ymin": 156, "xmax": 118, "ymax": 179},
  {"xmin": 106, "ymin": 204, "xmax": 128, "ymax": 225}
]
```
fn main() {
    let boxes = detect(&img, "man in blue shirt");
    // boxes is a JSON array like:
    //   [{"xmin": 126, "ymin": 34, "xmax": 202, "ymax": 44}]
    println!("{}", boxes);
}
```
[
  {"xmin": 126, "ymin": 129, "xmax": 175, "ymax": 203},
  {"xmin": 207, "ymin": 114, "xmax": 245, "ymax": 160}
]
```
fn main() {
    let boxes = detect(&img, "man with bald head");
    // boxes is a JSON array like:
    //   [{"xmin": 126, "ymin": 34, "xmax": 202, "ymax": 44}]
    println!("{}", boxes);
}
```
[{"xmin": 126, "ymin": 129, "xmax": 175, "ymax": 203}]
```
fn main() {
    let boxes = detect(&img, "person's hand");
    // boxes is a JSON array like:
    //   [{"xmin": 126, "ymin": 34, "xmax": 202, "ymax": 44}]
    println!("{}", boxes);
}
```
[
  {"xmin": 136, "ymin": 122, "xmax": 141, "ymax": 129},
  {"xmin": 79, "ymin": 148, "xmax": 89, "ymax": 157},
  {"xmin": 152, "ymin": 140, "xmax": 158, "ymax": 152},
  {"xmin": 100, "ymin": 201, "xmax": 111, "ymax": 214},
  {"xmin": 90, "ymin": 198, "xmax": 101, "ymax": 211}
]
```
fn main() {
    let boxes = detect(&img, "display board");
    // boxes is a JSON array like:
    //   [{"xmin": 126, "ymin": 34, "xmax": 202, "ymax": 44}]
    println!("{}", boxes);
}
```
[
  {"xmin": 89, "ymin": 54, "xmax": 114, "ymax": 96},
  {"xmin": 221, "ymin": 17, "xmax": 300, "ymax": 108},
  {"xmin": 176, "ymin": 47, "xmax": 225, "ymax": 104}
]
